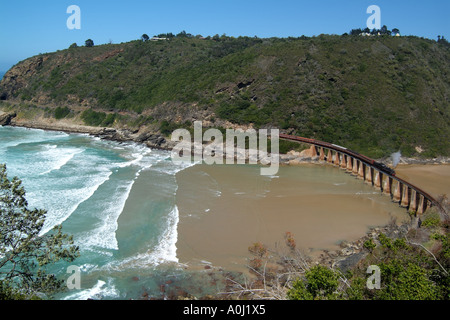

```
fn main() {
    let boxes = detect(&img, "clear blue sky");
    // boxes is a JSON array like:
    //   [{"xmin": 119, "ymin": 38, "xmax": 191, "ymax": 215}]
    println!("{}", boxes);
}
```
[{"xmin": 0, "ymin": 0, "xmax": 448, "ymax": 71}]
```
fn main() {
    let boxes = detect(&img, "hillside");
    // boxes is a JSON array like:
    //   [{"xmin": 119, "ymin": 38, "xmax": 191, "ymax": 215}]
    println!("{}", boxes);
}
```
[{"xmin": 0, "ymin": 34, "xmax": 449, "ymax": 158}]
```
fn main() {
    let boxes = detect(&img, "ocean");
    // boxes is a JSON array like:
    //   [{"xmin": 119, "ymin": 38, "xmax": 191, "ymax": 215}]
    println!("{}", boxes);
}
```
[{"xmin": 0, "ymin": 126, "xmax": 205, "ymax": 300}]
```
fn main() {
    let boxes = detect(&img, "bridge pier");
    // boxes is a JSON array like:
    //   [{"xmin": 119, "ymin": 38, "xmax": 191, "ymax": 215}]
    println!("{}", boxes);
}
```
[
  {"xmin": 366, "ymin": 166, "xmax": 373, "ymax": 184},
  {"xmin": 374, "ymin": 170, "xmax": 382, "ymax": 190},
  {"xmin": 393, "ymin": 180, "xmax": 402, "ymax": 202},
  {"xmin": 319, "ymin": 147, "xmax": 325, "ymax": 161},
  {"xmin": 346, "ymin": 156, "xmax": 353, "ymax": 173},
  {"xmin": 401, "ymin": 185, "xmax": 410, "ymax": 208},
  {"xmin": 327, "ymin": 149, "xmax": 333, "ymax": 164},
  {"xmin": 352, "ymin": 158, "xmax": 359, "ymax": 175},
  {"xmin": 410, "ymin": 189, "xmax": 418, "ymax": 213},
  {"xmin": 311, "ymin": 145, "xmax": 318, "ymax": 157},
  {"xmin": 340, "ymin": 154, "xmax": 347, "ymax": 169},
  {"xmin": 333, "ymin": 151, "xmax": 340, "ymax": 165},
  {"xmin": 358, "ymin": 162, "xmax": 365, "ymax": 179},
  {"xmin": 417, "ymin": 195, "xmax": 426, "ymax": 215},
  {"xmin": 383, "ymin": 176, "xmax": 392, "ymax": 196}
]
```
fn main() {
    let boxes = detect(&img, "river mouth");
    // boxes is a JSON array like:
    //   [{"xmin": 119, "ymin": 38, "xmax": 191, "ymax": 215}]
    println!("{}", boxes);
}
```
[
  {"xmin": 175, "ymin": 162, "xmax": 411, "ymax": 272},
  {"xmin": 1, "ymin": 125, "xmax": 448, "ymax": 299}
]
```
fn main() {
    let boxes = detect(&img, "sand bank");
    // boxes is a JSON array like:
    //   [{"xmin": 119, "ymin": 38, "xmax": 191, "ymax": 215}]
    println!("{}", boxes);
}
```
[
  {"xmin": 394, "ymin": 164, "xmax": 450, "ymax": 199},
  {"xmin": 175, "ymin": 163, "xmax": 425, "ymax": 272}
]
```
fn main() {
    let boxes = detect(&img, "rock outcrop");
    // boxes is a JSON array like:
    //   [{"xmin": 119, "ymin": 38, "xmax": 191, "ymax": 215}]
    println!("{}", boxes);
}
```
[
  {"xmin": 0, "ymin": 56, "xmax": 46, "ymax": 100},
  {"xmin": 0, "ymin": 112, "xmax": 16, "ymax": 126}
]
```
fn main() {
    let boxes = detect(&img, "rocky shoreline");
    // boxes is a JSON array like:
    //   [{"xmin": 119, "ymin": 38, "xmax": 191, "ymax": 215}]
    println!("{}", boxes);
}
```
[
  {"xmin": 1, "ymin": 111, "xmax": 448, "ymax": 166},
  {"xmin": 1, "ymin": 111, "xmax": 176, "ymax": 151},
  {"xmin": 316, "ymin": 220, "xmax": 411, "ymax": 273}
]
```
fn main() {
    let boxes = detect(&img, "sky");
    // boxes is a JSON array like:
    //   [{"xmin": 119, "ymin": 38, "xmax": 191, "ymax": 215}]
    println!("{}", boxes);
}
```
[{"xmin": 0, "ymin": 0, "xmax": 448, "ymax": 71}]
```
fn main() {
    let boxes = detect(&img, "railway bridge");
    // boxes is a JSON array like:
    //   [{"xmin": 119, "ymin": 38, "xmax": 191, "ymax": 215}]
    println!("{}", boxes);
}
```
[{"xmin": 279, "ymin": 134, "xmax": 446, "ymax": 218}]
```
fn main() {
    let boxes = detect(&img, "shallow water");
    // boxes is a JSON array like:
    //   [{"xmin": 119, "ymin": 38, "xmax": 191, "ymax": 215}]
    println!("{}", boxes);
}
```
[
  {"xmin": 176, "ymin": 163, "xmax": 410, "ymax": 270},
  {"xmin": 0, "ymin": 126, "xmax": 194, "ymax": 299}
]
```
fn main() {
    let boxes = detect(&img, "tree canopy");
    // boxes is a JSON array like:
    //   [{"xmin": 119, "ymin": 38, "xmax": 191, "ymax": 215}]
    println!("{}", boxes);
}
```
[
  {"xmin": 85, "ymin": 39, "xmax": 94, "ymax": 47},
  {"xmin": 0, "ymin": 164, "xmax": 79, "ymax": 299}
]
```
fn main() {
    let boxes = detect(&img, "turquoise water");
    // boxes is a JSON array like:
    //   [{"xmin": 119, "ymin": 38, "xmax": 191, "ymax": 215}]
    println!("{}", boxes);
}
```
[{"xmin": 0, "ymin": 126, "xmax": 205, "ymax": 300}]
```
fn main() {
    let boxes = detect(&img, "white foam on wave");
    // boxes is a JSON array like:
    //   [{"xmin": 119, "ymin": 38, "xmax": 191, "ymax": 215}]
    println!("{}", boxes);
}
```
[
  {"xmin": 39, "ymin": 145, "xmax": 85, "ymax": 175},
  {"xmin": 0, "ymin": 128, "xmax": 68, "ymax": 152},
  {"xmin": 74, "ymin": 145, "xmax": 162, "ymax": 251},
  {"xmin": 63, "ymin": 279, "xmax": 119, "ymax": 300},
  {"xmin": 78, "ymin": 177, "xmax": 136, "ymax": 251},
  {"xmin": 105, "ymin": 205, "xmax": 180, "ymax": 270},
  {"xmin": 153, "ymin": 158, "xmax": 200, "ymax": 176},
  {"xmin": 40, "ymin": 170, "xmax": 113, "ymax": 235}
]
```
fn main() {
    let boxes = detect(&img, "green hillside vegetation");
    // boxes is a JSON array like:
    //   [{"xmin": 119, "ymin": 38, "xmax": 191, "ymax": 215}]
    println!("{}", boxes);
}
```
[{"xmin": 1, "ymin": 31, "xmax": 449, "ymax": 158}]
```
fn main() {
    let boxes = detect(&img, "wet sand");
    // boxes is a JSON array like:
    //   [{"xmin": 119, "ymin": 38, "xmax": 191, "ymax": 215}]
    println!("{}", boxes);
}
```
[
  {"xmin": 394, "ymin": 164, "xmax": 450, "ymax": 199},
  {"xmin": 175, "ymin": 163, "xmax": 422, "ymax": 272}
]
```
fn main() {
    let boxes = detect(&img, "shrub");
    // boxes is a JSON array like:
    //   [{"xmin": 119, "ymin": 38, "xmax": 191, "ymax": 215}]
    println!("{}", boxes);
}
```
[
  {"xmin": 285, "ymin": 232, "xmax": 296, "ymax": 250},
  {"xmin": 363, "ymin": 238, "xmax": 376, "ymax": 252},
  {"xmin": 421, "ymin": 212, "xmax": 441, "ymax": 228},
  {"xmin": 248, "ymin": 242, "xmax": 268, "ymax": 258},
  {"xmin": 288, "ymin": 265, "xmax": 339, "ymax": 300},
  {"xmin": 81, "ymin": 109, "xmax": 106, "ymax": 126},
  {"xmin": 54, "ymin": 106, "xmax": 70, "ymax": 119}
]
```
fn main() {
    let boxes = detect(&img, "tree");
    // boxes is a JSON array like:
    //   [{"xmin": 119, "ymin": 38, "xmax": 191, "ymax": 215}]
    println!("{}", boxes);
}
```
[
  {"xmin": 85, "ymin": 39, "xmax": 94, "ymax": 47},
  {"xmin": 437, "ymin": 35, "xmax": 449, "ymax": 47},
  {"xmin": 69, "ymin": 43, "xmax": 78, "ymax": 49},
  {"xmin": 176, "ymin": 30, "xmax": 187, "ymax": 38},
  {"xmin": 380, "ymin": 25, "xmax": 391, "ymax": 35},
  {"xmin": 392, "ymin": 28, "xmax": 400, "ymax": 36},
  {"xmin": 141, "ymin": 34, "xmax": 149, "ymax": 42},
  {"xmin": 350, "ymin": 28, "xmax": 362, "ymax": 36},
  {"xmin": 0, "ymin": 164, "xmax": 79, "ymax": 299}
]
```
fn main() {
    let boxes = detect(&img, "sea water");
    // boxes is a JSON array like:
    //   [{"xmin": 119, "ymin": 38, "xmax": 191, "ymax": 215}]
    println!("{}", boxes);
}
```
[{"xmin": 0, "ymin": 126, "xmax": 197, "ymax": 300}]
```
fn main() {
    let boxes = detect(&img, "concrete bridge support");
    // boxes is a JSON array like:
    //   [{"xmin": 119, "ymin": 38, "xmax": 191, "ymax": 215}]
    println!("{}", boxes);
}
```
[
  {"xmin": 352, "ymin": 158, "xmax": 359, "ymax": 175},
  {"xmin": 311, "ymin": 145, "xmax": 318, "ymax": 157},
  {"xmin": 340, "ymin": 154, "xmax": 347, "ymax": 169},
  {"xmin": 346, "ymin": 156, "xmax": 353, "ymax": 173},
  {"xmin": 333, "ymin": 151, "xmax": 340, "ymax": 165},
  {"xmin": 417, "ymin": 195, "xmax": 426, "ymax": 215},
  {"xmin": 374, "ymin": 170, "xmax": 382, "ymax": 190},
  {"xmin": 401, "ymin": 185, "xmax": 410, "ymax": 208},
  {"xmin": 327, "ymin": 149, "xmax": 333, "ymax": 164},
  {"xmin": 366, "ymin": 166, "xmax": 373, "ymax": 184},
  {"xmin": 393, "ymin": 180, "xmax": 402, "ymax": 202},
  {"xmin": 358, "ymin": 162, "xmax": 365, "ymax": 179},
  {"xmin": 383, "ymin": 176, "xmax": 392, "ymax": 196},
  {"xmin": 410, "ymin": 189, "xmax": 418, "ymax": 213},
  {"xmin": 319, "ymin": 147, "xmax": 325, "ymax": 161}
]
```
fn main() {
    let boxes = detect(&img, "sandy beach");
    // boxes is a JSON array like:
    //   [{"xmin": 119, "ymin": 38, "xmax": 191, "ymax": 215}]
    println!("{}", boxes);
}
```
[
  {"xmin": 394, "ymin": 164, "xmax": 450, "ymax": 199},
  {"xmin": 174, "ymin": 162, "xmax": 445, "ymax": 272}
]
